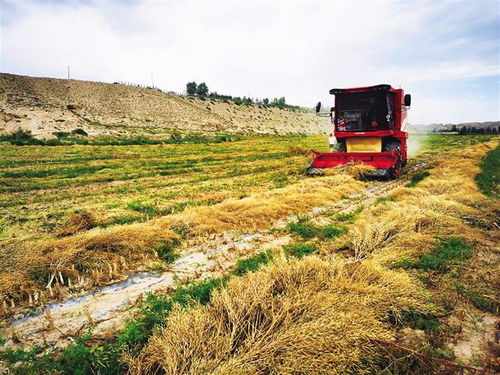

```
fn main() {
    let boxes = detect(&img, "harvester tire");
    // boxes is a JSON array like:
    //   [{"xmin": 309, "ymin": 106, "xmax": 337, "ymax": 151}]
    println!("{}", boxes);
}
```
[
  {"xmin": 389, "ymin": 157, "xmax": 403, "ymax": 180},
  {"xmin": 383, "ymin": 141, "xmax": 403, "ymax": 180},
  {"xmin": 382, "ymin": 140, "xmax": 401, "ymax": 153}
]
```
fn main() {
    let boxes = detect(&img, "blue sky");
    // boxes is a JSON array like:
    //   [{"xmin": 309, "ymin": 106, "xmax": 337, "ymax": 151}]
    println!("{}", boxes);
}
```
[{"xmin": 1, "ymin": 0, "xmax": 499, "ymax": 124}]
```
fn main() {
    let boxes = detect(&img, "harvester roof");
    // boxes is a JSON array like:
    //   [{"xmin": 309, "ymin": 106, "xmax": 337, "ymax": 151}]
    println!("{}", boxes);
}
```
[{"xmin": 329, "ymin": 84, "xmax": 393, "ymax": 95}]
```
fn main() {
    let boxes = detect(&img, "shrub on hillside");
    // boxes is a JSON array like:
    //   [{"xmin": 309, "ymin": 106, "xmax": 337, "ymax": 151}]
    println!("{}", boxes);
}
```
[
  {"xmin": 72, "ymin": 128, "xmax": 88, "ymax": 137},
  {"xmin": 53, "ymin": 131, "xmax": 71, "ymax": 138},
  {"xmin": 0, "ymin": 129, "xmax": 43, "ymax": 145}
]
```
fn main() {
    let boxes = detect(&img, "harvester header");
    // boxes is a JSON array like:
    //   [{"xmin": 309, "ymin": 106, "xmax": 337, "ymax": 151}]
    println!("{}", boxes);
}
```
[{"xmin": 308, "ymin": 84, "xmax": 411, "ymax": 179}]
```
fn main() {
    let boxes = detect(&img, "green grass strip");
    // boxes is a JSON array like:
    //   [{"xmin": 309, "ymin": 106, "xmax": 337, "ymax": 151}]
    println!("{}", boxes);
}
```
[
  {"xmin": 287, "ymin": 217, "xmax": 347, "ymax": 240},
  {"xmin": 475, "ymin": 145, "xmax": 499, "ymax": 198},
  {"xmin": 395, "ymin": 237, "xmax": 472, "ymax": 272}
]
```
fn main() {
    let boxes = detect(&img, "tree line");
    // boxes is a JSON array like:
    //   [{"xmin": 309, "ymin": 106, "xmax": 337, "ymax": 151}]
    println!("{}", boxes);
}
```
[
  {"xmin": 186, "ymin": 81, "xmax": 299, "ymax": 110},
  {"xmin": 435, "ymin": 125, "xmax": 498, "ymax": 134}
]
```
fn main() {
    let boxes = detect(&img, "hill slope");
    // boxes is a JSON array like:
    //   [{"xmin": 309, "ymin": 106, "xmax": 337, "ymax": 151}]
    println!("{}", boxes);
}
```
[{"xmin": 0, "ymin": 73, "xmax": 327, "ymax": 138}]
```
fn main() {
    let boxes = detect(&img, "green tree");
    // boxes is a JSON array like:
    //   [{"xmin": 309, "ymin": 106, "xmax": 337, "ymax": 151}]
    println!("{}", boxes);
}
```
[
  {"xmin": 186, "ymin": 81, "xmax": 197, "ymax": 96},
  {"xmin": 263, "ymin": 98, "xmax": 269, "ymax": 105},
  {"xmin": 278, "ymin": 97, "xmax": 286, "ymax": 109},
  {"xmin": 243, "ymin": 96, "xmax": 253, "ymax": 105},
  {"xmin": 196, "ymin": 82, "xmax": 209, "ymax": 98}
]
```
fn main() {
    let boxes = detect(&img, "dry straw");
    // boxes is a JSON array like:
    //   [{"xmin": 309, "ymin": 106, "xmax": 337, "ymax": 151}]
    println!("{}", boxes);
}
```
[
  {"xmin": 324, "ymin": 163, "xmax": 376, "ymax": 179},
  {"xmin": 0, "ymin": 173, "xmax": 365, "ymax": 311},
  {"xmin": 167, "ymin": 174, "xmax": 364, "ymax": 234},
  {"xmin": 129, "ymin": 256, "xmax": 429, "ymax": 375},
  {"xmin": 342, "ymin": 140, "xmax": 498, "ymax": 263},
  {"xmin": 0, "ymin": 223, "xmax": 179, "ymax": 311},
  {"xmin": 129, "ymin": 140, "xmax": 498, "ymax": 374}
]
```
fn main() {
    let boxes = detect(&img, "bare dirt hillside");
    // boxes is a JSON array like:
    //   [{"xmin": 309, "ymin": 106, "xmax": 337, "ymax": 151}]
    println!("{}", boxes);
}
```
[{"xmin": 0, "ymin": 73, "xmax": 327, "ymax": 138}]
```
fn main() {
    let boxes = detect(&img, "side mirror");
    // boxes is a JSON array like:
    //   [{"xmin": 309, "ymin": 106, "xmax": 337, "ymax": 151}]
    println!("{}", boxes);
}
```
[
  {"xmin": 404, "ymin": 94, "xmax": 411, "ymax": 106},
  {"xmin": 315, "ymin": 101, "xmax": 321, "ymax": 113}
]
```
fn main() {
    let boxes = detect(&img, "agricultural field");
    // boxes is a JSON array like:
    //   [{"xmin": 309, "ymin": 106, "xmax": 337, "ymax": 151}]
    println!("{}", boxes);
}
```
[
  {"xmin": 0, "ymin": 133, "xmax": 498, "ymax": 374},
  {"xmin": 0, "ymin": 134, "xmax": 327, "ymax": 241},
  {"xmin": 0, "ymin": 134, "xmax": 492, "ymax": 242}
]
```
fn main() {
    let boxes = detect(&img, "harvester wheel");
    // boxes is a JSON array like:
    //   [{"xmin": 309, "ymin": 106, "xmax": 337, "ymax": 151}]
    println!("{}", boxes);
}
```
[
  {"xmin": 383, "ymin": 141, "xmax": 403, "ymax": 180},
  {"xmin": 389, "ymin": 158, "xmax": 402, "ymax": 179},
  {"xmin": 382, "ymin": 140, "xmax": 401, "ymax": 153}
]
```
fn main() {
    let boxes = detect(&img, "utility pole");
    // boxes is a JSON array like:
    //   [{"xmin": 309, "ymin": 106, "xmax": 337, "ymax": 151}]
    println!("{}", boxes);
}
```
[
  {"xmin": 67, "ymin": 66, "xmax": 71, "ymax": 80},
  {"xmin": 151, "ymin": 72, "xmax": 154, "ymax": 88}
]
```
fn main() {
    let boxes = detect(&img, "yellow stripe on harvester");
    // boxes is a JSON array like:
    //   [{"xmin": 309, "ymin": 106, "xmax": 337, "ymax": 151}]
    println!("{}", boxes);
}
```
[{"xmin": 346, "ymin": 137, "xmax": 382, "ymax": 153}]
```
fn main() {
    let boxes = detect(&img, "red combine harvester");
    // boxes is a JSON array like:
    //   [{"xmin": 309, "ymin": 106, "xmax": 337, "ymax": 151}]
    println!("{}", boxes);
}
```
[{"xmin": 307, "ymin": 84, "xmax": 411, "ymax": 179}]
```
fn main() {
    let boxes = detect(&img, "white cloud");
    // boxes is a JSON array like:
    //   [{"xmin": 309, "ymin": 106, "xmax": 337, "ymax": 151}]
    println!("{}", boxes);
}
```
[
  {"xmin": 1, "ymin": 0, "xmax": 498, "ymax": 124},
  {"xmin": 410, "ymin": 94, "xmax": 496, "ymax": 124}
]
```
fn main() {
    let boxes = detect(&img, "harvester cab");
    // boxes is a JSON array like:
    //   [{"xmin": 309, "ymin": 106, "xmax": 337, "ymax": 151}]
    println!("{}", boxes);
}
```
[{"xmin": 308, "ymin": 84, "xmax": 411, "ymax": 179}]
